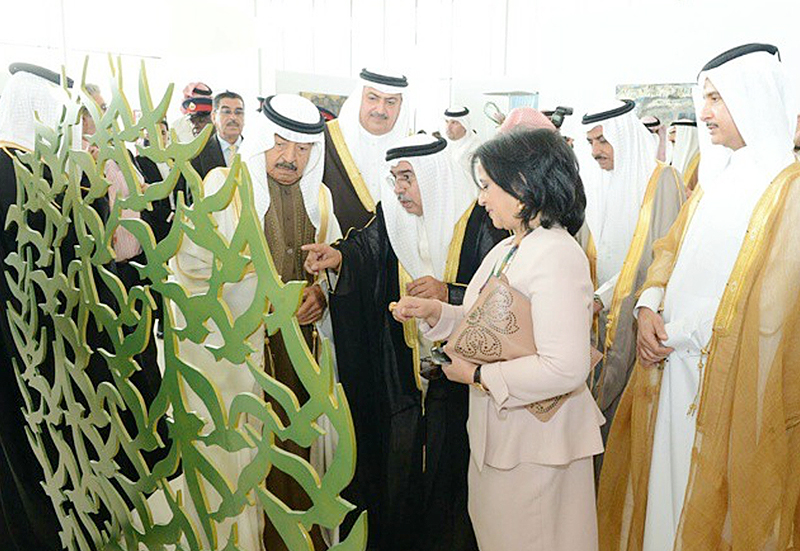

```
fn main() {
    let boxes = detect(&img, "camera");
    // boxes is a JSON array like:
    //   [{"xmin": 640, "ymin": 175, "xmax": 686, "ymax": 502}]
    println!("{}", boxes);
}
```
[{"xmin": 548, "ymin": 106, "xmax": 573, "ymax": 129}]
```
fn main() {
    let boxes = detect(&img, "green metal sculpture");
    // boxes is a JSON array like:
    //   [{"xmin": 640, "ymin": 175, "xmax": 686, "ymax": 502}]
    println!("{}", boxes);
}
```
[{"xmin": 4, "ymin": 58, "xmax": 366, "ymax": 551}]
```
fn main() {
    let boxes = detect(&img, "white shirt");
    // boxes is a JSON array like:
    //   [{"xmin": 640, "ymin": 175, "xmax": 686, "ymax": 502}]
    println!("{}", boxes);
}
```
[{"xmin": 219, "ymin": 134, "xmax": 243, "ymax": 166}]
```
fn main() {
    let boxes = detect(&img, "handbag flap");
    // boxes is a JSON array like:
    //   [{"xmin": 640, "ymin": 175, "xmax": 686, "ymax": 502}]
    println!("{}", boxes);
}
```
[
  {"xmin": 444, "ymin": 274, "xmax": 602, "ymax": 423},
  {"xmin": 444, "ymin": 274, "xmax": 535, "ymax": 364}
]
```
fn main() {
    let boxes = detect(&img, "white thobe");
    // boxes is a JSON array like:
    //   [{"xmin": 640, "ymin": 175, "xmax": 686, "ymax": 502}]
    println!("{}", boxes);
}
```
[
  {"xmin": 169, "ymin": 169, "xmax": 265, "ymax": 551},
  {"xmin": 448, "ymin": 132, "xmax": 480, "ymax": 204},
  {"xmin": 638, "ymin": 148, "xmax": 783, "ymax": 550}
]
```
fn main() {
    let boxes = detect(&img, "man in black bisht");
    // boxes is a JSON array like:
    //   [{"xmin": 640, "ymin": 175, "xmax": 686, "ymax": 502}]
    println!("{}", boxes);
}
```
[
  {"xmin": 0, "ymin": 62, "xmax": 76, "ymax": 551},
  {"xmin": 303, "ymin": 134, "xmax": 506, "ymax": 551},
  {"xmin": 0, "ymin": 63, "xmax": 166, "ymax": 549},
  {"xmin": 322, "ymin": 68, "xmax": 410, "ymax": 235}
]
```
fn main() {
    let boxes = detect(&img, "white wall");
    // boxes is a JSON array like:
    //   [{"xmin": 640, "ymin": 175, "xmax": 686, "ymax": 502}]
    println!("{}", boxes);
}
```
[{"xmin": 2, "ymin": 0, "xmax": 799, "ymax": 133}]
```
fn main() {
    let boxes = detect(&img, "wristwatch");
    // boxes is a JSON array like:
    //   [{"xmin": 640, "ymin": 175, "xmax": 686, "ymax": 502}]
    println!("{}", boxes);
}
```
[{"xmin": 472, "ymin": 365, "xmax": 486, "ymax": 392}]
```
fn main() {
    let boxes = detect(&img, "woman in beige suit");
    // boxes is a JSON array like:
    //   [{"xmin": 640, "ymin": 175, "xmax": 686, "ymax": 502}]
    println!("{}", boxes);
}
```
[{"xmin": 394, "ymin": 129, "xmax": 604, "ymax": 551}]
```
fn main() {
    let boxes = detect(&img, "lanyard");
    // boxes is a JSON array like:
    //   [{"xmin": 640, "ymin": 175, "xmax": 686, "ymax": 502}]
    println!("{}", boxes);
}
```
[
  {"xmin": 482, "ymin": 230, "xmax": 531, "ymax": 290},
  {"xmin": 493, "ymin": 240, "xmax": 521, "ymax": 277}
]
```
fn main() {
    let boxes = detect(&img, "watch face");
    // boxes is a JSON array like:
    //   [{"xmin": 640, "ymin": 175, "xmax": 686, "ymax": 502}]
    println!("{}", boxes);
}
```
[{"xmin": 473, "ymin": 365, "xmax": 481, "ymax": 384}]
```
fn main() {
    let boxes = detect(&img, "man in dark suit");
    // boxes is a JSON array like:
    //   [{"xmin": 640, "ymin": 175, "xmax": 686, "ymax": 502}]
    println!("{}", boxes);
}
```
[
  {"xmin": 176, "ymin": 90, "xmax": 245, "ymax": 206},
  {"xmin": 191, "ymin": 90, "xmax": 245, "ymax": 179}
]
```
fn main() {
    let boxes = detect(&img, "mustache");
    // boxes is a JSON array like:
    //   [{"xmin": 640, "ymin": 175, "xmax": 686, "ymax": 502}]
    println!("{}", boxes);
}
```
[
  {"xmin": 396, "ymin": 192, "xmax": 411, "ymax": 203},
  {"xmin": 276, "ymin": 161, "xmax": 297, "ymax": 171},
  {"xmin": 370, "ymin": 112, "xmax": 389, "ymax": 120}
]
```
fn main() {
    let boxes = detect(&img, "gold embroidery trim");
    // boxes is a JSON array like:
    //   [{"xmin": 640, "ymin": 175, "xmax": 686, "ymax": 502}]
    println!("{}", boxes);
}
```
[
  {"xmin": 0, "ymin": 141, "xmax": 32, "ymax": 153},
  {"xmin": 684, "ymin": 152, "xmax": 701, "ymax": 188},
  {"xmin": 317, "ymin": 184, "xmax": 330, "ymax": 245},
  {"xmin": 398, "ymin": 264, "xmax": 423, "ymax": 392},
  {"xmin": 327, "ymin": 119, "xmax": 376, "ymax": 213},
  {"xmin": 604, "ymin": 162, "xmax": 677, "ymax": 352},
  {"xmin": 694, "ymin": 163, "xmax": 800, "ymax": 421},
  {"xmin": 312, "ymin": 185, "xmax": 331, "ymax": 293},
  {"xmin": 443, "ymin": 201, "xmax": 475, "ymax": 283},
  {"xmin": 673, "ymin": 186, "xmax": 704, "ymax": 274},
  {"xmin": 711, "ymin": 163, "xmax": 800, "ymax": 335},
  {"xmin": 586, "ymin": 231, "xmax": 598, "ymax": 290}
]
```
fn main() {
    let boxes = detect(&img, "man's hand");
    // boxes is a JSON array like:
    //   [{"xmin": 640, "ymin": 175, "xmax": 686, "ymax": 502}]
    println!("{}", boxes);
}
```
[
  {"xmin": 296, "ymin": 284, "xmax": 327, "ymax": 325},
  {"xmin": 302, "ymin": 243, "xmax": 342, "ymax": 275},
  {"xmin": 636, "ymin": 307, "xmax": 674, "ymax": 367},
  {"xmin": 407, "ymin": 276, "xmax": 448, "ymax": 302}
]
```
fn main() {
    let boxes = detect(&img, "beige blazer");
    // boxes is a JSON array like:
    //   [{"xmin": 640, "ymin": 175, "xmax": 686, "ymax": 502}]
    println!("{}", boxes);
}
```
[{"xmin": 425, "ymin": 227, "xmax": 605, "ymax": 469}]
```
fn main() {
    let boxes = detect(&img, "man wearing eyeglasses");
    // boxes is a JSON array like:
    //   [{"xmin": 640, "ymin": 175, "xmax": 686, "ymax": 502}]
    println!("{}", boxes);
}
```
[
  {"xmin": 304, "ymin": 134, "xmax": 505, "ymax": 551},
  {"xmin": 191, "ymin": 90, "xmax": 245, "ymax": 180}
]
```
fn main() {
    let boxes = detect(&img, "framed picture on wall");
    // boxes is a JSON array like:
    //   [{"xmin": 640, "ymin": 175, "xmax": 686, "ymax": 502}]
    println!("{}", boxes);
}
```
[{"xmin": 616, "ymin": 83, "xmax": 696, "ymax": 124}]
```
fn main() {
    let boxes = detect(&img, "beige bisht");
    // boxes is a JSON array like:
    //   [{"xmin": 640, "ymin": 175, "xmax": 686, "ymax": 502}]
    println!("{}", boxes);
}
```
[
  {"xmin": 600, "ymin": 43, "xmax": 800, "ymax": 551},
  {"xmin": 593, "ymin": 162, "xmax": 684, "ymax": 429},
  {"xmin": 598, "ymin": 163, "xmax": 800, "ymax": 550},
  {"xmin": 580, "ymin": 101, "xmax": 685, "ymax": 431}
]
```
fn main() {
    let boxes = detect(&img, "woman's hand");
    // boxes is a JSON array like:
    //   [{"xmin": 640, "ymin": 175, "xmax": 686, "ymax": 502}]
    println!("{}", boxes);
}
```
[
  {"xmin": 302, "ymin": 243, "xmax": 342, "ymax": 275},
  {"xmin": 441, "ymin": 356, "xmax": 478, "ymax": 385},
  {"xmin": 391, "ymin": 296, "xmax": 442, "ymax": 327}
]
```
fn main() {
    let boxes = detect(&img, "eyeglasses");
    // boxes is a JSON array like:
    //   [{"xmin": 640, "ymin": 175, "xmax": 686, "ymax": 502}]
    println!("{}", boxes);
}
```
[
  {"xmin": 386, "ymin": 172, "xmax": 414, "ymax": 188},
  {"xmin": 218, "ymin": 107, "xmax": 245, "ymax": 117}
]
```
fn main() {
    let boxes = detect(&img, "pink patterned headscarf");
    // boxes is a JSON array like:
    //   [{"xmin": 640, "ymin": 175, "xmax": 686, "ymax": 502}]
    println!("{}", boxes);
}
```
[{"xmin": 498, "ymin": 107, "xmax": 556, "ymax": 134}]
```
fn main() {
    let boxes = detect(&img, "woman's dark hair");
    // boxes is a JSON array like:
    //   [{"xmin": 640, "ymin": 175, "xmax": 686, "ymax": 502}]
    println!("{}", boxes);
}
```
[{"xmin": 472, "ymin": 128, "xmax": 586, "ymax": 235}]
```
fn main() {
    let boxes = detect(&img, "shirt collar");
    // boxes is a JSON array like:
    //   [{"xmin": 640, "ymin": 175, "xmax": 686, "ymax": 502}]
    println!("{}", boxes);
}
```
[{"xmin": 217, "ymin": 133, "xmax": 243, "ymax": 151}]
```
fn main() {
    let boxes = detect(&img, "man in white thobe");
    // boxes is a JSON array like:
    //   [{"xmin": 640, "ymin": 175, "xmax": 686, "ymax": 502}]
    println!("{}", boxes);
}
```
[
  {"xmin": 169, "ymin": 93, "xmax": 340, "ymax": 551},
  {"xmin": 635, "ymin": 43, "xmax": 798, "ymax": 551},
  {"xmin": 442, "ymin": 106, "xmax": 481, "ymax": 203}
]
